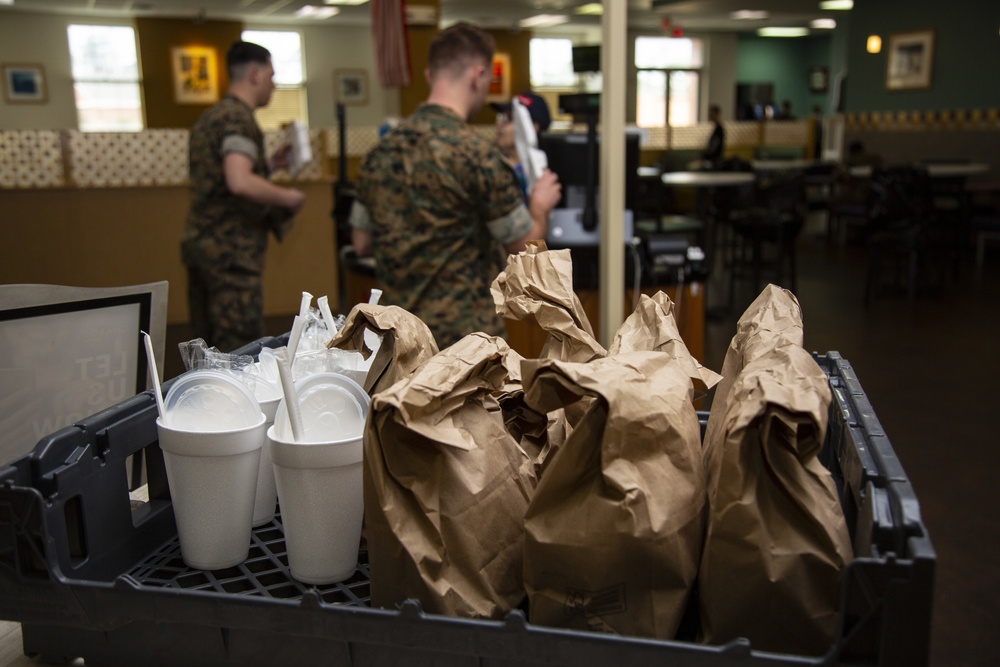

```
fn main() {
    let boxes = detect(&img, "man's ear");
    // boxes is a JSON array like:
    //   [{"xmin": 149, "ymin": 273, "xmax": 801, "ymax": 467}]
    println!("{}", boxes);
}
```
[
  {"xmin": 424, "ymin": 66, "xmax": 431, "ymax": 86},
  {"xmin": 246, "ymin": 62, "xmax": 261, "ymax": 86}
]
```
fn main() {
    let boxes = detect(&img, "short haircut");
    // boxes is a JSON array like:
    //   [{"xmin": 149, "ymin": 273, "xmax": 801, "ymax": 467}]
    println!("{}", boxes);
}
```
[
  {"xmin": 427, "ymin": 22, "xmax": 494, "ymax": 81},
  {"xmin": 227, "ymin": 41, "xmax": 271, "ymax": 79},
  {"xmin": 709, "ymin": 104, "xmax": 721, "ymax": 114}
]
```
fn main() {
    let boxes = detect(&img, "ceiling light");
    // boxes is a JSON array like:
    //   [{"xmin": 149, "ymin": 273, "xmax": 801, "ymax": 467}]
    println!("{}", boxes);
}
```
[
  {"xmin": 810, "ymin": 18, "xmax": 836, "ymax": 29},
  {"xmin": 519, "ymin": 14, "xmax": 570, "ymax": 28},
  {"xmin": 0, "ymin": 0, "xmax": 14, "ymax": 5},
  {"xmin": 867, "ymin": 34, "xmax": 882, "ymax": 53},
  {"xmin": 575, "ymin": 3, "xmax": 603, "ymax": 15},
  {"xmin": 757, "ymin": 27, "xmax": 809, "ymax": 37},
  {"xmin": 294, "ymin": 5, "xmax": 339, "ymax": 18},
  {"xmin": 819, "ymin": 0, "xmax": 853, "ymax": 9},
  {"xmin": 323, "ymin": 0, "xmax": 368, "ymax": 4},
  {"xmin": 731, "ymin": 10, "xmax": 769, "ymax": 20}
]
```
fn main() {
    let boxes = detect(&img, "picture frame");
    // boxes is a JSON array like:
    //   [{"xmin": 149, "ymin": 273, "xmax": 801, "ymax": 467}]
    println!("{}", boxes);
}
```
[
  {"xmin": 885, "ymin": 30, "xmax": 934, "ymax": 91},
  {"xmin": 2, "ymin": 63, "xmax": 47, "ymax": 104},
  {"xmin": 171, "ymin": 46, "xmax": 219, "ymax": 105},
  {"xmin": 486, "ymin": 53, "xmax": 510, "ymax": 103},
  {"xmin": 808, "ymin": 66, "xmax": 829, "ymax": 94},
  {"xmin": 334, "ymin": 69, "xmax": 369, "ymax": 106}
]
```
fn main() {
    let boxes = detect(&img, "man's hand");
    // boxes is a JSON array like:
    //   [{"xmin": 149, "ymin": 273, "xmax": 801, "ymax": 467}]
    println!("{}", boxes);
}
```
[
  {"xmin": 284, "ymin": 188, "xmax": 306, "ymax": 214},
  {"xmin": 528, "ymin": 169, "xmax": 561, "ymax": 222},
  {"xmin": 225, "ymin": 152, "xmax": 306, "ymax": 212},
  {"xmin": 269, "ymin": 144, "xmax": 292, "ymax": 172}
]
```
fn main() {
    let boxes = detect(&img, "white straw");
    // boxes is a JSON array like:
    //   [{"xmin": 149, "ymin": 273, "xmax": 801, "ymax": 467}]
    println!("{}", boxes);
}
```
[
  {"xmin": 368, "ymin": 288, "xmax": 383, "ymax": 305},
  {"xmin": 298, "ymin": 291, "xmax": 313, "ymax": 318},
  {"xmin": 286, "ymin": 314, "xmax": 306, "ymax": 361},
  {"xmin": 275, "ymin": 348, "xmax": 305, "ymax": 442},
  {"xmin": 317, "ymin": 295, "xmax": 336, "ymax": 333},
  {"xmin": 142, "ymin": 331, "xmax": 168, "ymax": 425}
]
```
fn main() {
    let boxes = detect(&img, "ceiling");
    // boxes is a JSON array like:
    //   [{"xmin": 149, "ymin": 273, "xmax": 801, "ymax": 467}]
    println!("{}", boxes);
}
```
[{"xmin": 0, "ymin": 0, "xmax": 842, "ymax": 33}]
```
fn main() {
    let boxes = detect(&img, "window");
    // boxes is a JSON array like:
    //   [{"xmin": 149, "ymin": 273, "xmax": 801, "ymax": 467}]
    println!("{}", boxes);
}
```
[
  {"xmin": 530, "ymin": 38, "xmax": 576, "ymax": 88},
  {"xmin": 241, "ymin": 30, "xmax": 308, "ymax": 130},
  {"xmin": 67, "ymin": 25, "xmax": 143, "ymax": 132},
  {"xmin": 634, "ymin": 37, "xmax": 703, "ymax": 128}
]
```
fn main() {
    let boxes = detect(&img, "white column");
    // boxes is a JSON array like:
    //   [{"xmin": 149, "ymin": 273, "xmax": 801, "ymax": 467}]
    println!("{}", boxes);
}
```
[{"xmin": 599, "ymin": 0, "xmax": 627, "ymax": 346}]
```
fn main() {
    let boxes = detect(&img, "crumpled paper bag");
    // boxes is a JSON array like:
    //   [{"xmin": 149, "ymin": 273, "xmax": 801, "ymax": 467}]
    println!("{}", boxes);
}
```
[
  {"xmin": 363, "ymin": 333, "xmax": 535, "ymax": 618},
  {"xmin": 326, "ymin": 303, "xmax": 438, "ymax": 396},
  {"xmin": 521, "ymin": 351, "xmax": 705, "ymax": 639},
  {"xmin": 609, "ymin": 291, "xmax": 721, "ymax": 390},
  {"xmin": 492, "ymin": 241, "xmax": 606, "ymax": 363},
  {"xmin": 698, "ymin": 285, "xmax": 853, "ymax": 655},
  {"xmin": 702, "ymin": 284, "xmax": 804, "ymax": 493}
]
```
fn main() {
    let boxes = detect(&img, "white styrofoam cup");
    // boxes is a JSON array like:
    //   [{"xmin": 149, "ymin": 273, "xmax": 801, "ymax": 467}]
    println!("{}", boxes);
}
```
[
  {"xmin": 157, "ymin": 413, "xmax": 266, "ymax": 570},
  {"xmin": 269, "ymin": 426, "xmax": 364, "ymax": 585}
]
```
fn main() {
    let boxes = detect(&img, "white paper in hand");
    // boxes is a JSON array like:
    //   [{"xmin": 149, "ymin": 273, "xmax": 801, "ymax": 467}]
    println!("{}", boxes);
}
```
[
  {"xmin": 511, "ymin": 97, "xmax": 547, "ymax": 193},
  {"xmin": 286, "ymin": 120, "xmax": 312, "ymax": 177}
]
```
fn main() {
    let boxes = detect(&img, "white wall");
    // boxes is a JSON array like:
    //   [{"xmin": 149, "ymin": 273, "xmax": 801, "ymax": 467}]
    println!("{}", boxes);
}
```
[
  {"xmin": 703, "ymin": 32, "xmax": 738, "ymax": 121},
  {"xmin": 240, "ymin": 22, "xmax": 391, "ymax": 130},
  {"xmin": 0, "ymin": 11, "xmax": 133, "ymax": 130},
  {"xmin": 0, "ymin": 10, "xmax": 388, "ymax": 131}
]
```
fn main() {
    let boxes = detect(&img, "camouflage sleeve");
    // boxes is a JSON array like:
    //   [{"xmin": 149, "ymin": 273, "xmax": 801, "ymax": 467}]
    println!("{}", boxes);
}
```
[
  {"xmin": 487, "ymin": 204, "xmax": 533, "ymax": 245},
  {"xmin": 480, "ymin": 147, "xmax": 531, "ymax": 242},
  {"xmin": 348, "ymin": 201, "xmax": 373, "ymax": 232},
  {"xmin": 221, "ymin": 134, "xmax": 259, "ymax": 161}
]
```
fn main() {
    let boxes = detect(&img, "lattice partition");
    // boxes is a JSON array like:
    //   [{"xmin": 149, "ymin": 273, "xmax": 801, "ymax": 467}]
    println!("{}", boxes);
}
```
[
  {"xmin": 843, "ymin": 108, "xmax": 1000, "ymax": 131},
  {"xmin": 0, "ymin": 131, "xmax": 65, "ymax": 189},
  {"xmin": 66, "ymin": 130, "xmax": 189, "ymax": 187},
  {"xmin": 722, "ymin": 121, "xmax": 760, "ymax": 149},
  {"xmin": 325, "ymin": 127, "xmax": 381, "ymax": 158},
  {"xmin": 761, "ymin": 119, "xmax": 810, "ymax": 146},
  {"xmin": 669, "ymin": 124, "xmax": 712, "ymax": 150}
]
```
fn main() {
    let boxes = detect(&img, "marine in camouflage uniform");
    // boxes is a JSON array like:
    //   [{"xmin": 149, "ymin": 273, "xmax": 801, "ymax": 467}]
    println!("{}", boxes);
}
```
[
  {"xmin": 182, "ymin": 94, "xmax": 292, "ymax": 352},
  {"xmin": 349, "ymin": 103, "xmax": 532, "ymax": 348}
]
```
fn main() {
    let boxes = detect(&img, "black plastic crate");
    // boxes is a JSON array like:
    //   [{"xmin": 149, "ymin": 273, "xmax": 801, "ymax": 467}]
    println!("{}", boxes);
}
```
[{"xmin": 0, "ymin": 344, "xmax": 934, "ymax": 666}]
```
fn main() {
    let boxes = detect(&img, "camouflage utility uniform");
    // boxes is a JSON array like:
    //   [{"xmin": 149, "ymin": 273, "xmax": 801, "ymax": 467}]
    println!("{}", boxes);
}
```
[
  {"xmin": 350, "ymin": 104, "xmax": 532, "ymax": 348},
  {"xmin": 182, "ymin": 94, "xmax": 292, "ymax": 352}
]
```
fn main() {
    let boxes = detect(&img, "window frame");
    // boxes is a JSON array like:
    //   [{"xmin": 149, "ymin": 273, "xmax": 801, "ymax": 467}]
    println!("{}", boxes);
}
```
[{"xmin": 67, "ymin": 23, "xmax": 145, "ymax": 132}]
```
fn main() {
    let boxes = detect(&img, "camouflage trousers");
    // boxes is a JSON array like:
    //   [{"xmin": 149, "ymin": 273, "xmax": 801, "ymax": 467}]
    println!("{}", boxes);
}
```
[{"xmin": 186, "ymin": 264, "xmax": 264, "ymax": 353}]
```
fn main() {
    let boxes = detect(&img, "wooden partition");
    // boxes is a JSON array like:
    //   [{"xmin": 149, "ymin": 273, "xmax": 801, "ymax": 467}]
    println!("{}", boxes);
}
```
[{"xmin": 0, "ymin": 181, "xmax": 338, "ymax": 323}]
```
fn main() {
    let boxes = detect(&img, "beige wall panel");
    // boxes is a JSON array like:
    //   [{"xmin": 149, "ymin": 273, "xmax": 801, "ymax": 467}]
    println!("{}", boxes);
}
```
[{"xmin": 0, "ymin": 182, "xmax": 336, "ymax": 324}]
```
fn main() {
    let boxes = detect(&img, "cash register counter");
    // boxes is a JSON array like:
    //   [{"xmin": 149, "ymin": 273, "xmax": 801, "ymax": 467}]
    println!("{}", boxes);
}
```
[{"xmin": 342, "ymin": 251, "xmax": 704, "ymax": 362}]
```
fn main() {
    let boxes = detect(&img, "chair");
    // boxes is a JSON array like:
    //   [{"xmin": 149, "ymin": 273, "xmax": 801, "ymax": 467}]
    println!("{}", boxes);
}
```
[
  {"xmin": 863, "ymin": 166, "xmax": 938, "ymax": 305},
  {"xmin": 728, "ymin": 170, "xmax": 807, "ymax": 302}
]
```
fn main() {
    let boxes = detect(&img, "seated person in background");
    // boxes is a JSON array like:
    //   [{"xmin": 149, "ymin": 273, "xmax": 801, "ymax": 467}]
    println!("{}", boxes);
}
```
[
  {"xmin": 492, "ymin": 92, "xmax": 553, "ymax": 200},
  {"xmin": 696, "ymin": 104, "xmax": 725, "ymax": 170},
  {"xmin": 777, "ymin": 100, "xmax": 795, "ymax": 120}
]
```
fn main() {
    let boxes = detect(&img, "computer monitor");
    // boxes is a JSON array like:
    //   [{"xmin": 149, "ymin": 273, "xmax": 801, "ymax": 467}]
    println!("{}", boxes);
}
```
[
  {"xmin": 0, "ymin": 282, "xmax": 168, "ymax": 466},
  {"xmin": 538, "ymin": 130, "xmax": 641, "ymax": 214},
  {"xmin": 572, "ymin": 45, "xmax": 601, "ymax": 73}
]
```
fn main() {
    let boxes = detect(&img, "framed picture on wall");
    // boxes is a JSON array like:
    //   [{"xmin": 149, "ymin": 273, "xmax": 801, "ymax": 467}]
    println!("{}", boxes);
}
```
[
  {"xmin": 487, "ymin": 53, "xmax": 510, "ymax": 103},
  {"xmin": 171, "ymin": 46, "xmax": 219, "ymax": 105},
  {"xmin": 808, "ymin": 66, "xmax": 829, "ymax": 94},
  {"xmin": 2, "ymin": 63, "xmax": 47, "ymax": 104},
  {"xmin": 334, "ymin": 69, "xmax": 369, "ymax": 106},
  {"xmin": 885, "ymin": 30, "xmax": 934, "ymax": 91}
]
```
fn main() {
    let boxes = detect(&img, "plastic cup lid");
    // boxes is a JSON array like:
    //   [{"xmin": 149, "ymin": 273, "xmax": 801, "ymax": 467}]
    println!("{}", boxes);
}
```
[
  {"xmin": 274, "ymin": 372, "xmax": 369, "ymax": 443},
  {"xmin": 163, "ymin": 370, "xmax": 261, "ymax": 432}
]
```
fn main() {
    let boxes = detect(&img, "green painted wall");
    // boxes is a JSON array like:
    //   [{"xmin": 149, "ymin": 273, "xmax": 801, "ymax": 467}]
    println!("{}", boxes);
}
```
[
  {"xmin": 735, "ymin": 35, "xmax": 832, "ymax": 119},
  {"xmin": 845, "ymin": 0, "xmax": 1000, "ymax": 112}
]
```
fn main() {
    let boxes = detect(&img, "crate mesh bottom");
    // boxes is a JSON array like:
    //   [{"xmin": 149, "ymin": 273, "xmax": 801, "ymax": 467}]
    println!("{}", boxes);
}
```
[{"xmin": 126, "ymin": 510, "xmax": 371, "ymax": 607}]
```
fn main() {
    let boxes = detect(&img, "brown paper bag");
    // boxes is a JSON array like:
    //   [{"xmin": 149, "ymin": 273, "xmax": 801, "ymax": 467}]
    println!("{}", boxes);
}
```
[
  {"xmin": 521, "ymin": 351, "xmax": 705, "ymax": 639},
  {"xmin": 364, "ymin": 333, "xmax": 535, "ymax": 618},
  {"xmin": 702, "ymin": 284, "xmax": 804, "ymax": 493},
  {"xmin": 609, "ymin": 291, "xmax": 721, "ymax": 390},
  {"xmin": 698, "ymin": 288, "xmax": 853, "ymax": 656},
  {"xmin": 492, "ymin": 241, "xmax": 606, "ymax": 363},
  {"xmin": 326, "ymin": 303, "xmax": 438, "ymax": 396}
]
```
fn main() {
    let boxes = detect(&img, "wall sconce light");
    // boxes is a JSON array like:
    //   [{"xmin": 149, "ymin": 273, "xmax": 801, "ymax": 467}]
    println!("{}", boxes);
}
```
[{"xmin": 867, "ymin": 34, "xmax": 882, "ymax": 53}]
